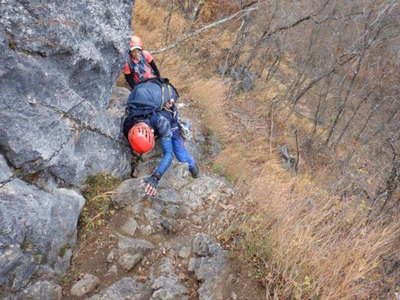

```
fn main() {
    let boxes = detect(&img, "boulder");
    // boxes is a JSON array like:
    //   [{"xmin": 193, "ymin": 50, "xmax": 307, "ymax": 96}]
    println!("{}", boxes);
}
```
[
  {"xmin": 192, "ymin": 233, "xmax": 224, "ymax": 257},
  {"xmin": 118, "ymin": 253, "xmax": 143, "ymax": 271},
  {"xmin": 5, "ymin": 280, "xmax": 62, "ymax": 300},
  {"xmin": 151, "ymin": 258, "xmax": 188, "ymax": 300},
  {"xmin": 89, "ymin": 277, "xmax": 151, "ymax": 300},
  {"xmin": 70, "ymin": 274, "xmax": 100, "ymax": 297},
  {"xmin": 151, "ymin": 276, "xmax": 188, "ymax": 300},
  {"xmin": 0, "ymin": 179, "xmax": 85, "ymax": 291},
  {"xmin": 189, "ymin": 234, "xmax": 229, "ymax": 300},
  {"xmin": 180, "ymin": 175, "xmax": 234, "ymax": 209},
  {"xmin": 120, "ymin": 218, "xmax": 138, "ymax": 236},
  {"xmin": 117, "ymin": 237, "xmax": 155, "ymax": 255},
  {"xmin": 112, "ymin": 178, "xmax": 144, "ymax": 207}
]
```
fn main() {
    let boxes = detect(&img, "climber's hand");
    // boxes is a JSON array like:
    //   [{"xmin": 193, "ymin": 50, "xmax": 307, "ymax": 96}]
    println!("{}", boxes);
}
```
[
  {"xmin": 165, "ymin": 99, "xmax": 174, "ymax": 109},
  {"xmin": 143, "ymin": 175, "xmax": 159, "ymax": 196}
]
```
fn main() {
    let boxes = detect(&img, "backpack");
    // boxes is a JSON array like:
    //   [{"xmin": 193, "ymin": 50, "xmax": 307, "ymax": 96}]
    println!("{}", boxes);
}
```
[
  {"xmin": 159, "ymin": 77, "xmax": 180, "ymax": 103},
  {"xmin": 126, "ymin": 78, "xmax": 179, "ymax": 118}
]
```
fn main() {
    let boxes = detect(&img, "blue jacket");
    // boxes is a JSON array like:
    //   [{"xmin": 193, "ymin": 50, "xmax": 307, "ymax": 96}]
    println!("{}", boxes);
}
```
[{"xmin": 123, "ymin": 81, "xmax": 194, "ymax": 178}]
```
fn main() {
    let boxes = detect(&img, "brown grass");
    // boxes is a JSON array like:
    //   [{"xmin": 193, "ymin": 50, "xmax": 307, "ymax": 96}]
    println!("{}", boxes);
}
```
[
  {"xmin": 79, "ymin": 172, "xmax": 121, "ymax": 233},
  {"xmin": 236, "ymin": 161, "xmax": 399, "ymax": 299},
  {"xmin": 127, "ymin": 1, "xmax": 400, "ymax": 298}
]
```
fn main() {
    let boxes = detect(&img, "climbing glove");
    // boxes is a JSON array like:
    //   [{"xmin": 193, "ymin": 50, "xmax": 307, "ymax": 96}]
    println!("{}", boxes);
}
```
[
  {"xmin": 143, "ymin": 175, "xmax": 159, "ymax": 196},
  {"xmin": 179, "ymin": 121, "xmax": 192, "ymax": 140}
]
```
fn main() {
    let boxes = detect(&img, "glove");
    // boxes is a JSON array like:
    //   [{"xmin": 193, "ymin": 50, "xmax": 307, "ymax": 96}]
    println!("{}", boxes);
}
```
[
  {"xmin": 143, "ymin": 175, "xmax": 159, "ymax": 196},
  {"xmin": 179, "ymin": 121, "xmax": 192, "ymax": 140}
]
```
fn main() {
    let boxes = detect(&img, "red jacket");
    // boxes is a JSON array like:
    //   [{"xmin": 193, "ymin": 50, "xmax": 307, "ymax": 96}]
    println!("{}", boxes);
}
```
[{"xmin": 123, "ymin": 50, "xmax": 157, "ymax": 84}]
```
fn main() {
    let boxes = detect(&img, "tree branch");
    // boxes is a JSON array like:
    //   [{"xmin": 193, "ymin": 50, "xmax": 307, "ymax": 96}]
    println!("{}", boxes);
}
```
[{"xmin": 150, "ymin": 5, "xmax": 259, "ymax": 54}]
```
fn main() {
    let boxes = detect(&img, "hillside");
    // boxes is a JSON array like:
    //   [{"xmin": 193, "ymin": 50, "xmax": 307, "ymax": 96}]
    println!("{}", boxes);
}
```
[
  {"xmin": 126, "ymin": 1, "xmax": 400, "ymax": 299},
  {"xmin": 1, "ymin": 0, "xmax": 399, "ymax": 299}
]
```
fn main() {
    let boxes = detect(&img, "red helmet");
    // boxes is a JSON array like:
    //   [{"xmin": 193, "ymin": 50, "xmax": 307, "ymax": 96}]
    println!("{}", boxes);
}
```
[
  {"xmin": 128, "ymin": 122, "xmax": 155, "ymax": 154},
  {"xmin": 130, "ymin": 35, "xmax": 143, "ymax": 51}
]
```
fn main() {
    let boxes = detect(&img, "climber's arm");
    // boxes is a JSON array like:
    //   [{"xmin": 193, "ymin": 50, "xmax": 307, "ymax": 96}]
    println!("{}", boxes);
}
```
[
  {"xmin": 143, "ymin": 115, "xmax": 173, "ymax": 196},
  {"xmin": 124, "ymin": 74, "xmax": 136, "ymax": 90},
  {"xmin": 149, "ymin": 60, "xmax": 160, "ymax": 78}
]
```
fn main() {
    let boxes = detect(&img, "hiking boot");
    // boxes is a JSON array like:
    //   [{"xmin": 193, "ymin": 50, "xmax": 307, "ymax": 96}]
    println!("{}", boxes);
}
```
[{"xmin": 189, "ymin": 165, "xmax": 200, "ymax": 178}]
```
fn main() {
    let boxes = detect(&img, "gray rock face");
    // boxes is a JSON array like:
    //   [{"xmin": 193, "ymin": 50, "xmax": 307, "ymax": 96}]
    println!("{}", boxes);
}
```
[
  {"xmin": 5, "ymin": 280, "xmax": 62, "ymax": 300},
  {"xmin": 0, "ymin": 0, "xmax": 134, "ymax": 295},
  {"xmin": 0, "ymin": 155, "xmax": 13, "ymax": 183},
  {"xmin": 89, "ymin": 277, "xmax": 151, "ymax": 300},
  {"xmin": 0, "ymin": 179, "xmax": 85, "ymax": 291},
  {"xmin": 47, "ymin": 128, "xmax": 131, "ymax": 186},
  {"xmin": 0, "ymin": 1, "xmax": 133, "ymax": 186}
]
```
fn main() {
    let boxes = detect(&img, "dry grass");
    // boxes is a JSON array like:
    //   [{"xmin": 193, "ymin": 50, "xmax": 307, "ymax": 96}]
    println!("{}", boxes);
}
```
[
  {"xmin": 235, "ymin": 161, "xmax": 399, "ymax": 299},
  {"xmin": 127, "ymin": 1, "xmax": 400, "ymax": 298},
  {"xmin": 79, "ymin": 172, "xmax": 121, "ymax": 232}
]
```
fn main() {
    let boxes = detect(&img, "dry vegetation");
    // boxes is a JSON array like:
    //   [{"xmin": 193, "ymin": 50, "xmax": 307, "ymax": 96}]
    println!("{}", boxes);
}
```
[
  {"xmin": 128, "ymin": 1, "xmax": 400, "ymax": 298},
  {"xmin": 79, "ymin": 172, "xmax": 121, "ymax": 233}
]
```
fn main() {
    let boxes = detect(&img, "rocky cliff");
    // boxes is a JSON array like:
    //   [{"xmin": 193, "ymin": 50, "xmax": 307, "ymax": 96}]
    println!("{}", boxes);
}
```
[{"xmin": 0, "ymin": 0, "xmax": 134, "ymax": 295}]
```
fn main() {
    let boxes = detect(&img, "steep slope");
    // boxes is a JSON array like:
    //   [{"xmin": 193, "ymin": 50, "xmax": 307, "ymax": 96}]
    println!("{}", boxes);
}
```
[
  {"xmin": 59, "ymin": 87, "xmax": 240, "ymax": 300},
  {"xmin": 128, "ymin": 1, "xmax": 400, "ymax": 298}
]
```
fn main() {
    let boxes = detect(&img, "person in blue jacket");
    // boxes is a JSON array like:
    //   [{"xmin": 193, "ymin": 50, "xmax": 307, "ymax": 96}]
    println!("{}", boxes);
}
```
[{"xmin": 123, "ymin": 80, "xmax": 199, "ymax": 196}]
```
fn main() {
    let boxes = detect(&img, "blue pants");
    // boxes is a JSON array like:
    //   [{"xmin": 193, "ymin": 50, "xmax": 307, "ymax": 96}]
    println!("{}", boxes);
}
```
[{"xmin": 154, "ymin": 129, "xmax": 196, "ymax": 177}]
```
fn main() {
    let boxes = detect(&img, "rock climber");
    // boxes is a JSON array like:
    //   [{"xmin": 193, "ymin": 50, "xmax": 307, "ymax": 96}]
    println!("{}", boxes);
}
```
[
  {"xmin": 123, "ymin": 35, "xmax": 160, "ymax": 90},
  {"xmin": 123, "ymin": 79, "xmax": 199, "ymax": 196}
]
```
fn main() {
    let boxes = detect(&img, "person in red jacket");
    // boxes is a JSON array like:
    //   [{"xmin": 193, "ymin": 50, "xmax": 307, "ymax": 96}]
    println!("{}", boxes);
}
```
[{"xmin": 123, "ymin": 35, "xmax": 160, "ymax": 89}]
